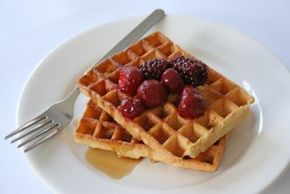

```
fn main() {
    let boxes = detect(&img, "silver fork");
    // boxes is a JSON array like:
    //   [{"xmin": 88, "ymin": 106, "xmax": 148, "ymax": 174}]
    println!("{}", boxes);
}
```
[{"xmin": 5, "ymin": 9, "xmax": 165, "ymax": 152}]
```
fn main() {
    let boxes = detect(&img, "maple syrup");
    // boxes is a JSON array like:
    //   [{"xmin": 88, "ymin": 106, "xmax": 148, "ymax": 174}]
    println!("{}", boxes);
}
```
[{"xmin": 85, "ymin": 148, "xmax": 141, "ymax": 179}]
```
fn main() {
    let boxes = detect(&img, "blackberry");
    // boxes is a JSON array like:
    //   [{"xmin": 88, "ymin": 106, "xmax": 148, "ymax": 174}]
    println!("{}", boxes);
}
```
[
  {"xmin": 171, "ymin": 56, "xmax": 208, "ymax": 86},
  {"xmin": 140, "ymin": 59, "xmax": 171, "ymax": 80}
]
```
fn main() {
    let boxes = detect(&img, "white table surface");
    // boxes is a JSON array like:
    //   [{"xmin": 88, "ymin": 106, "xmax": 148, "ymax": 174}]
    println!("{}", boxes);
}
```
[{"xmin": 1, "ymin": 0, "xmax": 289, "ymax": 193}]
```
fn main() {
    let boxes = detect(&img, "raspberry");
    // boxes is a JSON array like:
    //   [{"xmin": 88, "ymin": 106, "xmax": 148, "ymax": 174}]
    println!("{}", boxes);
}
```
[
  {"xmin": 177, "ymin": 86, "xmax": 206, "ymax": 119},
  {"xmin": 118, "ymin": 99, "xmax": 144, "ymax": 119},
  {"xmin": 171, "ymin": 56, "xmax": 208, "ymax": 86},
  {"xmin": 137, "ymin": 80, "xmax": 167, "ymax": 108},
  {"xmin": 140, "ymin": 59, "xmax": 171, "ymax": 80},
  {"xmin": 161, "ymin": 68, "xmax": 184, "ymax": 93},
  {"xmin": 118, "ymin": 66, "xmax": 143, "ymax": 96}
]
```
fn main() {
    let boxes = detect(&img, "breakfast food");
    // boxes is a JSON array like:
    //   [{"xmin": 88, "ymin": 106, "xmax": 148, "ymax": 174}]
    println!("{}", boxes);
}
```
[
  {"xmin": 161, "ymin": 68, "xmax": 184, "ymax": 93},
  {"xmin": 136, "ymin": 80, "xmax": 167, "ymax": 108},
  {"xmin": 76, "ymin": 31, "xmax": 254, "ymax": 171},
  {"xmin": 118, "ymin": 66, "xmax": 143, "ymax": 96},
  {"xmin": 118, "ymin": 98, "xmax": 144, "ymax": 119},
  {"xmin": 140, "ymin": 58, "xmax": 171, "ymax": 80},
  {"xmin": 171, "ymin": 56, "xmax": 208, "ymax": 86},
  {"xmin": 177, "ymin": 86, "xmax": 206, "ymax": 118},
  {"xmin": 74, "ymin": 100, "xmax": 229, "ymax": 172}
]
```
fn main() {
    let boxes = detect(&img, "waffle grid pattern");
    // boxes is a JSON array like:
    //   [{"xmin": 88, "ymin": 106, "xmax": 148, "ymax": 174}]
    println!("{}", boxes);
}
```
[
  {"xmin": 78, "ymin": 32, "xmax": 254, "ymax": 160},
  {"xmin": 75, "ymin": 100, "xmax": 228, "ymax": 171}
]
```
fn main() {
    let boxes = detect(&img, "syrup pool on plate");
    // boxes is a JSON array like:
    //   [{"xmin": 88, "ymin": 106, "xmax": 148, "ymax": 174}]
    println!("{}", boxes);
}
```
[{"xmin": 85, "ymin": 148, "xmax": 141, "ymax": 179}]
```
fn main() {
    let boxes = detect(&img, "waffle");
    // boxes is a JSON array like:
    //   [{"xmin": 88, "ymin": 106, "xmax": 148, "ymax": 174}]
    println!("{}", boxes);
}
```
[
  {"xmin": 74, "ymin": 100, "xmax": 229, "ymax": 172},
  {"xmin": 78, "ymin": 32, "xmax": 254, "ymax": 159}
]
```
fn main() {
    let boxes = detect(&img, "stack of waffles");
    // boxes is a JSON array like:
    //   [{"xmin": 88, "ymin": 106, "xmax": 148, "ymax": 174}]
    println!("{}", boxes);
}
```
[{"xmin": 74, "ymin": 32, "xmax": 254, "ymax": 172}]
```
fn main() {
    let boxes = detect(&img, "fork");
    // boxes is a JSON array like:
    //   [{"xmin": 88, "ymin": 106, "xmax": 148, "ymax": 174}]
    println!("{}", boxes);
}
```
[{"xmin": 5, "ymin": 9, "xmax": 165, "ymax": 152}]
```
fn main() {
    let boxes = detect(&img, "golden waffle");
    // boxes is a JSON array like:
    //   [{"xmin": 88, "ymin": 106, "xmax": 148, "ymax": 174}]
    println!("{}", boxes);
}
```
[
  {"xmin": 78, "ymin": 32, "xmax": 254, "ymax": 159},
  {"xmin": 74, "ymin": 100, "xmax": 229, "ymax": 172}
]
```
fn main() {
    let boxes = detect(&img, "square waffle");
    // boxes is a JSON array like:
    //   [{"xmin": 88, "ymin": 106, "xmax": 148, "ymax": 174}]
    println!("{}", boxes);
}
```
[
  {"xmin": 78, "ymin": 32, "xmax": 254, "ymax": 159},
  {"xmin": 74, "ymin": 100, "xmax": 229, "ymax": 172}
]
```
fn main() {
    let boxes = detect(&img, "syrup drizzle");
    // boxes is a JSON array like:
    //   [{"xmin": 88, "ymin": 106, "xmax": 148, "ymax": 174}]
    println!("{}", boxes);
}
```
[{"xmin": 85, "ymin": 148, "xmax": 141, "ymax": 179}]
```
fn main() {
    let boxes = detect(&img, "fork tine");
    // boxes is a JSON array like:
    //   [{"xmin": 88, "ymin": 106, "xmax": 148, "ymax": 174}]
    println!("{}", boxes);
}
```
[
  {"xmin": 23, "ymin": 128, "xmax": 59, "ymax": 152},
  {"xmin": 5, "ymin": 115, "xmax": 47, "ymax": 139},
  {"xmin": 17, "ymin": 124, "xmax": 59, "ymax": 149},
  {"xmin": 10, "ymin": 120, "xmax": 53, "ymax": 144}
]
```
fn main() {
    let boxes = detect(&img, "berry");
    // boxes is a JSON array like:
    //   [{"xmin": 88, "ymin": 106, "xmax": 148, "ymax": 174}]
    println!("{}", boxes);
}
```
[
  {"xmin": 171, "ymin": 56, "xmax": 208, "ymax": 86},
  {"xmin": 177, "ymin": 86, "xmax": 206, "ymax": 119},
  {"xmin": 140, "ymin": 59, "xmax": 171, "ymax": 80},
  {"xmin": 118, "ymin": 99, "xmax": 144, "ymax": 119},
  {"xmin": 137, "ymin": 80, "xmax": 167, "ymax": 108},
  {"xmin": 161, "ymin": 68, "xmax": 184, "ymax": 93},
  {"xmin": 118, "ymin": 66, "xmax": 143, "ymax": 96}
]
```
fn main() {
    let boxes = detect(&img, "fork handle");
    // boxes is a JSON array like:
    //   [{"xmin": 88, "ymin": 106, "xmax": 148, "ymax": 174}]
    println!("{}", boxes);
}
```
[{"xmin": 87, "ymin": 9, "xmax": 165, "ymax": 72}]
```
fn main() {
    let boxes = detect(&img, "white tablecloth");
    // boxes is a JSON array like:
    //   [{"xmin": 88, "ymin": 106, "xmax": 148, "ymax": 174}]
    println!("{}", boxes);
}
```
[{"xmin": 1, "ymin": 0, "xmax": 289, "ymax": 193}]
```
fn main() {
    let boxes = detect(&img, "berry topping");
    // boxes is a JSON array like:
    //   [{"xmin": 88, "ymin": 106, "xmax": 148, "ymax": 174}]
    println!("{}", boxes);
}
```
[
  {"xmin": 177, "ymin": 86, "xmax": 206, "ymax": 119},
  {"xmin": 137, "ymin": 80, "xmax": 167, "ymax": 108},
  {"xmin": 118, "ymin": 99, "xmax": 144, "ymax": 119},
  {"xmin": 140, "ymin": 59, "xmax": 171, "ymax": 80},
  {"xmin": 171, "ymin": 56, "xmax": 208, "ymax": 86},
  {"xmin": 161, "ymin": 68, "xmax": 184, "ymax": 93},
  {"xmin": 118, "ymin": 66, "xmax": 143, "ymax": 96}
]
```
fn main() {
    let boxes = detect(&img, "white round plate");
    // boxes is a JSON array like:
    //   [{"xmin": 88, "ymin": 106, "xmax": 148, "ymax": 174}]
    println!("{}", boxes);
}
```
[{"xmin": 17, "ymin": 15, "xmax": 290, "ymax": 194}]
